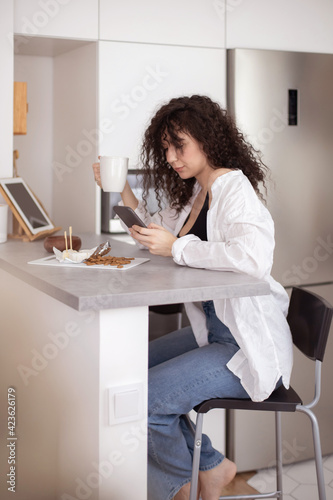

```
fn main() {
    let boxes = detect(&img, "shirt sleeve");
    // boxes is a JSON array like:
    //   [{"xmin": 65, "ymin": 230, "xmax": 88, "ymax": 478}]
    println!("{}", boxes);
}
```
[
  {"xmin": 172, "ymin": 221, "xmax": 274, "ymax": 280},
  {"xmin": 171, "ymin": 173, "xmax": 276, "ymax": 280}
]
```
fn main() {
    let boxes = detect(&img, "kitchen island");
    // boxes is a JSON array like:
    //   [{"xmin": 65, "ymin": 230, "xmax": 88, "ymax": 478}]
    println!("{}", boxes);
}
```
[{"xmin": 0, "ymin": 235, "xmax": 269, "ymax": 500}]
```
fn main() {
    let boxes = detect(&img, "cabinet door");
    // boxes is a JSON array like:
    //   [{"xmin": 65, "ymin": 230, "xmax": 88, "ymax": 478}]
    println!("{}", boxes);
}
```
[
  {"xmin": 226, "ymin": 0, "xmax": 333, "ymax": 53},
  {"xmin": 99, "ymin": 0, "xmax": 225, "ymax": 48},
  {"xmin": 98, "ymin": 41, "xmax": 226, "ymax": 167},
  {"xmin": 14, "ymin": 0, "xmax": 98, "ymax": 40}
]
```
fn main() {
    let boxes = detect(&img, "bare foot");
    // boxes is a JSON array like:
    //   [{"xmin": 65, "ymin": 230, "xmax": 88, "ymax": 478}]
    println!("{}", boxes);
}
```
[
  {"xmin": 199, "ymin": 458, "xmax": 237, "ymax": 500},
  {"xmin": 174, "ymin": 480, "xmax": 200, "ymax": 500}
]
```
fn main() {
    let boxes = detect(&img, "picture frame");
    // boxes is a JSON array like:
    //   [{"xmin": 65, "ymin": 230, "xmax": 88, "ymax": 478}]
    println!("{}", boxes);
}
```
[{"xmin": 0, "ymin": 177, "xmax": 60, "ymax": 241}]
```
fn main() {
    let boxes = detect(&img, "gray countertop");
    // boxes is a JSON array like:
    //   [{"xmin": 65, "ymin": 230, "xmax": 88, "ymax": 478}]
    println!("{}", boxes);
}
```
[{"xmin": 0, "ymin": 234, "xmax": 270, "ymax": 311}]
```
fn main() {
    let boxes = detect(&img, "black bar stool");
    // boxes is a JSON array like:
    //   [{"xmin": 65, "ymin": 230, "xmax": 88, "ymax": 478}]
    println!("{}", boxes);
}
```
[{"xmin": 187, "ymin": 287, "xmax": 333, "ymax": 500}]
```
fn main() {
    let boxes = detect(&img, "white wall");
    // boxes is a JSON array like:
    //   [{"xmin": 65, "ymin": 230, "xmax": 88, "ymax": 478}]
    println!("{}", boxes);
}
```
[
  {"xmin": 0, "ymin": 0, "xmax": 14, "ymax": 183},
  {"xmin": 52, "ymin": 42, "xmax": 97, "ymax": 233},
  {"xmin": 14, "ymin": 55, "xmax": 53, "ymax": 215}
]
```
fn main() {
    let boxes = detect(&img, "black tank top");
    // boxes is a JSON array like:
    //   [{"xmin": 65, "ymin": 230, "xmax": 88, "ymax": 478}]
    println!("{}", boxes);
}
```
[{"xmin": 178, "ymin": 193, "xmax": 209, "ymax": 241}]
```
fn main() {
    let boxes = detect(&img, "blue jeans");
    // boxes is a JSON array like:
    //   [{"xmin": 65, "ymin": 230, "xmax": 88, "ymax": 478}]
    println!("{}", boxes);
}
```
[{"xmin": 148, "ymin": 301, "xmax": 250, "ymax": 500}]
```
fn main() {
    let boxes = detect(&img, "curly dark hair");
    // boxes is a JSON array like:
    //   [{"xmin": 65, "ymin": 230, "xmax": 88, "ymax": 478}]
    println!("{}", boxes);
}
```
[{"xmin": 140, "ymin": 95, "xmax": 268, "ymax": 213}]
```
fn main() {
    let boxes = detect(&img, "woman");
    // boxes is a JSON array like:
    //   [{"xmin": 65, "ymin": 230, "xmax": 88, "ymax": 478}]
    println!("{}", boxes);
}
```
[{"xmin": 93, "ymin": 95, "xmax": 293, "ymax": 500}]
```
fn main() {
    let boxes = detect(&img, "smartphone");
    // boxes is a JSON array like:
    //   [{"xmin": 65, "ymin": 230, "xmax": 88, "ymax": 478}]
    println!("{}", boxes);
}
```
[{"xmin": 113, "ymin": 205, "xmax": 147, "ymax": 229}]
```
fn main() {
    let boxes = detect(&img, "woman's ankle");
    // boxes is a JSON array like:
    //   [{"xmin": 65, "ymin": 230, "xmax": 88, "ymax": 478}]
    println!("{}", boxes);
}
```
[
  {"xmin": 174, "ymin": 480, "xmax": 200, "ymax": 500},
  {"xmin": 199, "ymin": 458, "xmax": 237, "ymax": 500}
]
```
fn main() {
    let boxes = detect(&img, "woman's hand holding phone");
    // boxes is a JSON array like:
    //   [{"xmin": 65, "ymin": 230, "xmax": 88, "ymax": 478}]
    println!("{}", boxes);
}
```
[
  {"xmin": 130, "ymin": 223, "xmax": 177, "ymax": 257},
  {"xmin": 113, "ymin": 206, "xmax": 147, "ymax": 228}
]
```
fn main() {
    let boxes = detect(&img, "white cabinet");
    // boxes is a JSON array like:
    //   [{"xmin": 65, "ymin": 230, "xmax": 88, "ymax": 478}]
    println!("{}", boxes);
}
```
[
  {"xmin": 98, "ymin": 41, "xmax": 226, "ymax": 167},
  {"xmin": 0, "ymin": 1, "xmax": 14, "ymax": 179},
  {"xmin": 226, "ymin": 0, "xmax": 333, "ymax": 53},
  {"xmin": 14, "ymin": 0, "xmax": 98, "ymax": 40},
  {"xmin": 99, "ymin": 0, "xmax": 225, "ymax": 48}
]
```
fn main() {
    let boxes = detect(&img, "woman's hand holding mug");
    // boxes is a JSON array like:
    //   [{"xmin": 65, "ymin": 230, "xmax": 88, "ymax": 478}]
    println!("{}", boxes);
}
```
[{"xmin": 92, "ymin": 160, "xmax": 102, "ymax": 188}]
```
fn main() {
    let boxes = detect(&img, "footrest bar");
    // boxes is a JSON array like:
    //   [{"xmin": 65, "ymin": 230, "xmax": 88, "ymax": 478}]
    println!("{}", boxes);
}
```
[{"xmin": 216, "ymin": 490, "xmax": 281, "ymax": 500}]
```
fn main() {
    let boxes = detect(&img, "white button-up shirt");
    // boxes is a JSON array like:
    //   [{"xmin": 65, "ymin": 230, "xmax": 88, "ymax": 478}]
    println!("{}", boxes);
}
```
[{"xmin": 130, "ymin": 170, "xmax": 293, "ymax": 402}]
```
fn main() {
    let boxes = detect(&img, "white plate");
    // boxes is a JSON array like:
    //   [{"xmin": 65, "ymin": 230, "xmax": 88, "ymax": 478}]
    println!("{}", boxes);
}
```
[{"xmin": 28, "ymin": 255, "xmax": 149, "ymax": 270}]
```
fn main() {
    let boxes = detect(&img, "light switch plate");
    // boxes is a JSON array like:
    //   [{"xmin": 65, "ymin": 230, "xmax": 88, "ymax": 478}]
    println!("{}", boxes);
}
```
[
  {"xmin": 114, "ymin": 389, "xmax": 139, "ymax": 419},
  {"xmin": 108, "ymin": 382, "xmax": 144, "ymax": 425}
]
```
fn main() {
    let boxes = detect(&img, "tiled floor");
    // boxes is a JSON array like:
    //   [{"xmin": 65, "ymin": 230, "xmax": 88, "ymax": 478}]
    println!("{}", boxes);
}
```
[{"xmin": 247, "ymin": 454, "xmax": 333, "ymax": 500}]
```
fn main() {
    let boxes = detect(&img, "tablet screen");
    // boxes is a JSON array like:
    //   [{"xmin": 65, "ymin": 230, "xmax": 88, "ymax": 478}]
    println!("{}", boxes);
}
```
[
  {"xmin": 6, "ymin": 182, "xmax": 49, "ymax": 229},
  {"xmin": 0, "ymin": 177, "xmax": 54, "ymax": 235}
]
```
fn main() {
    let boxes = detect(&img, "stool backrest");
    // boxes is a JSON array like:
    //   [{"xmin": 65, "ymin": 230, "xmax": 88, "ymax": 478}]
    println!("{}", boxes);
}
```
[{"xmin": 287, "ymin": 287, "xmax": 333, "ymax": 362}]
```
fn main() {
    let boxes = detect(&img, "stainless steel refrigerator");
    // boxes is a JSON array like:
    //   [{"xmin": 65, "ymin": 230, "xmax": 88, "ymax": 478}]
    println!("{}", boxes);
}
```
[{"xmin": 227, "ymin": 48, "xmax": 333, "ymax": 471}]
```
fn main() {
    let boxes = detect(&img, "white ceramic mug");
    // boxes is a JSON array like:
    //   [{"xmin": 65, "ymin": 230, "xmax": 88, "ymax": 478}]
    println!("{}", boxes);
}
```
[
  {"xmin": 0, "ymin": 204, "xmax": 8, "ymax": 243},
  {"xmin": 100, "ymin": 156, "xmax": 129, "ymax": 192}
]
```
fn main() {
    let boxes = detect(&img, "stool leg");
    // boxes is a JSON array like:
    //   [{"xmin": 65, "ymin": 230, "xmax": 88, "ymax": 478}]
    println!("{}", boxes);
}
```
[
  {"xmin": 275, "ymin": 411, "xmax": 283, "ymax": 499},
  {"xmin": 176, "ymin": 311, "xmax": 182, "ymax": 330},
  {"xmin": 189, "ymin": 413, "xmax": 204, "ymax": 500},
  {"xmin": 297, "ymin": 405, "xmax": 326, "ymax": 500}
]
